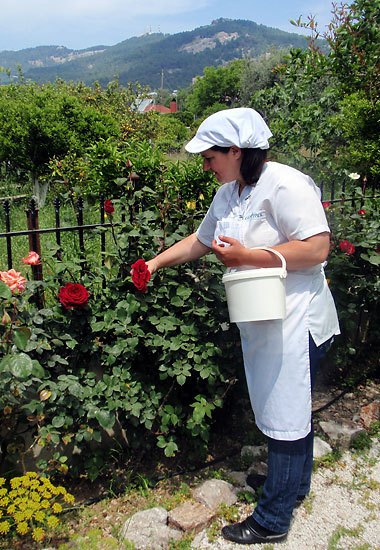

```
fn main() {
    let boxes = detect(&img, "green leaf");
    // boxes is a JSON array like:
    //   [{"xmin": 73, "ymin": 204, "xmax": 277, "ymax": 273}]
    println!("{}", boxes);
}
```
[
  {"xmin": 164, "ymin": 441, "xmax": 178, "ymax": 457},
  {"xmin": 52, "ymin": 416, "xmax": 65, "ymax": 428},
  {"xmin": 0, "ymin": 281, "xmax": 12, "ymax": 299},
  {"xmin": 95, "ymin": 410, "xmax": 115, "ymax": 429},
  {"xmin": 9, "ymin": 353, "xmax": 33, "ymax": 379},
  {"xmin": 13, "ymin": 327, "xmax": 32, "ymax": 351},
  {"xmin": 31, "ymin": 360, "xmax": 46, "ymax": 378}
]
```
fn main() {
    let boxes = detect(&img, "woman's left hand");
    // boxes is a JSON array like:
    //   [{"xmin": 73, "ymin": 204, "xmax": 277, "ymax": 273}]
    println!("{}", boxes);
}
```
[{"xmin": 211, "ymin": 236, "xmax": 248, "ymax": 267}]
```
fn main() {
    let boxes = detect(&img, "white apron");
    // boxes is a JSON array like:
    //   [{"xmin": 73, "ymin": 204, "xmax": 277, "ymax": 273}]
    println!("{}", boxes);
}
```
[
  {"xmin": 215, "ymin": 214, "xmax": 315, "ymax": 440},
  {"xmin": 199, "ymin": 164, "xmax": 340, "ymax": 441}
]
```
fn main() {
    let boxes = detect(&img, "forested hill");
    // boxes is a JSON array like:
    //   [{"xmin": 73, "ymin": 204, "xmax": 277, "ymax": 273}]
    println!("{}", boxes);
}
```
[{"xmin": 0, "ymin": 18, "xmax": 309, "ymax": 89}]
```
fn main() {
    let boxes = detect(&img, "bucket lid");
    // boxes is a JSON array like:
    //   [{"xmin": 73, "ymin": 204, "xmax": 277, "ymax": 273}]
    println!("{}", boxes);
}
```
[{"xmin": 222, "ymin": 267, "xmax": 286, "ymax": 284}]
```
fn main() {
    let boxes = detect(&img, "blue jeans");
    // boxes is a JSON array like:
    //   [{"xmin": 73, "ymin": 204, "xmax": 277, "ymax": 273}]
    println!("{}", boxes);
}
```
[{"xmin": 252, "ymin": 333, "xmax": 332, "ymax": 534}]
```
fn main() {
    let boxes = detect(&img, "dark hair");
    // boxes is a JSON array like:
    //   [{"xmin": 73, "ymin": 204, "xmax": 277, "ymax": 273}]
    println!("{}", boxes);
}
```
[{"xmin": 210, "ymin": 145, "xmax": 267, "ymax": 186}]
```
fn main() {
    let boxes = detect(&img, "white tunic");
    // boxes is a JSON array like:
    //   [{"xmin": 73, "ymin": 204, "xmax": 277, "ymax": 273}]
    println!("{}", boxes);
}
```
[{"xmin": 196, "ymin": 162, "xmax": 340, "ymax": 440}]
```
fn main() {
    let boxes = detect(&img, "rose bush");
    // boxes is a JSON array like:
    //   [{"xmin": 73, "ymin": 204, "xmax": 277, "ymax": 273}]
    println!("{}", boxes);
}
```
[{"xmin": 324, "ymin": 189, "xmax": 380, "ymax": 382}]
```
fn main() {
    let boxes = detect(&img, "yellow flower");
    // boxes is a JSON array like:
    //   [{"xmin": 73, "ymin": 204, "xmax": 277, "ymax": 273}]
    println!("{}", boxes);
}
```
[
  {"xmin": 6, "ymin": 504, "xmax": 16, "ymax": 515},
  {"xmin": 23, "ymin": 508, "xmax": 34, "ymax": 520},
  {"xmin": 186, "ymin": 201, "xmax": 196, "ymax": 210},
  {"xmin": 34, "ymin": 510, "xmax": 45, "ymax": 522},
  {"xmin": 0, "ymin": 488, "xmax": 7, "ymax": 497},
  {"xmin": 0, "ymin": 497, "xmax": 9, "ymax": 507},
  {"xmin": 0, "ymin": 521, "xmax": 10, "ymax": 534},
  {"xmin": 32, "ymin": 526, "xmax": 45, "ymax": 542},
  {"xmin": 41, "ymin": 499, "xmax": 50, "ymax": 509},
  {"xmin": 0, "ymin": 510, "xmax": 2, "ymax": 519},
  {"xmin": 16, "ymin": 521, "xmax": 29, "ymax": 535},
  {"xmin": 29, "ymin": 480, "xmax": 39, "ymax": 490},
  {"xmin": 14, "ymin": 510, "xmax": 25, "ymax": 522},
  {"xmin": 0, "ymin": 478, "xmax": 5, "ymax": 487},
  {"xmin": 26, "ymin": 471, "xmax": 38, "ymax": 478},
  {"xmin": 42, "ymin": 490, "xmax": 52, "ymax": 499},
  {"xmin": 30, "ymin": 491, "xmax": 41, "ymax": 502},
  {"xmin": 47, "ymin": 515, "xmax": 59, "ymax": 528},
  {"xmin": 63, "ymin": 492, "xmax": 75, "ymax": 504},
  {"xmin": 10, "ymin": 477, "xmax": 22, "ymax": 489},
  {"xmin": 8, "ymin": 489, "xmax": 18, "ymax": 498},
  {"xmin": 198, "ymin": 193, "xmax": 204, "ymax": 200},
  {"xmin": 52, "ymin": 502, "xmax": 62, "ymax": 514}
]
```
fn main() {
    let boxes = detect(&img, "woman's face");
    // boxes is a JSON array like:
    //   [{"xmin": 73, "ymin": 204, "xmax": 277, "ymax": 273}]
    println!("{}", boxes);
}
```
[{"xmin": 200, "ymin": 146, "xmax": 243, "ymax": 184}]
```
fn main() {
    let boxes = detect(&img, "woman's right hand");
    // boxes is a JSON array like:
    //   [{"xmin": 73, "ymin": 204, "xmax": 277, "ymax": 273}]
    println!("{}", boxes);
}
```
[{"xmin": 145, "ymin": 259, "xmax": 159, "ymax": 276}]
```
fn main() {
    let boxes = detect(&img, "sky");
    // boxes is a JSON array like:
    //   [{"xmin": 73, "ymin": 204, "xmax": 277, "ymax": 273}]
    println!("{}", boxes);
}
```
[{"xmin": 0, "ymin": 0, "xmax": 337, "ymax": 52}]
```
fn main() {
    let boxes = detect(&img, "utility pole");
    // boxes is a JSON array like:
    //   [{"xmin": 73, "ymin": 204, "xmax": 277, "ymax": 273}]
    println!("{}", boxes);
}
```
[{"xmin": 161, "ymin": 69, "xmax": 164, "ymax": 89}]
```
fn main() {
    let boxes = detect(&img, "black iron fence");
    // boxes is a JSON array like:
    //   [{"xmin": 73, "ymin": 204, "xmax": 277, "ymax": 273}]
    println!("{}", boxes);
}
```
[{"xmin": 1, "ymin": 181, "xmax": 379, "ymax": 282}]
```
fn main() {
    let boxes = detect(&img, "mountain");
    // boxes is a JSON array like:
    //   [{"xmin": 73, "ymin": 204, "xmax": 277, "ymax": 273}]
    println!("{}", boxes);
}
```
[{"xmin": 0, "ymin": 19, "xmax": 310, "ymax": 90}]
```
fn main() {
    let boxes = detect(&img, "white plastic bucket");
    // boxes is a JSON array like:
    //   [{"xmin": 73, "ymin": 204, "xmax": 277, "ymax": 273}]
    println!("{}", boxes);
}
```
[{"xmin": 222, "ymin": 247, "xmax": 287, "ymax": 323}]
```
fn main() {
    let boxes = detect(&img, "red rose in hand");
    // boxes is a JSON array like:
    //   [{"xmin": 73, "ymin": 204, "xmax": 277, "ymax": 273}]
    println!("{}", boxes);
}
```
[
  {"xmin": 59, "ymin": 283, "xmax": 89, "ymax": 309},
  {"xmin": 339, "ymin": 240, "xmax": 355, "ymax": 255},
  {"xmin": 104, "ymin": 199, "xmax": 115, "ymax": 214},
  {"xmin": 131, "ymin": 259, "xmax": 151, "ymax": 293}
]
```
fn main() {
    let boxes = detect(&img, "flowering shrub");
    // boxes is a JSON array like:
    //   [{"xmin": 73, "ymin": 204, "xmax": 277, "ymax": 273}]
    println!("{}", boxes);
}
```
[
  {"xmin": 0, "ymin": 472, "xmax": 74, "ymax": 544},
  {"xmin": 324, "ymin": 192, "xmax": 380, "ymax": 382},
  {"xmin": 0, "ymin": 171, "xmax": 241, "ymax": 481}
]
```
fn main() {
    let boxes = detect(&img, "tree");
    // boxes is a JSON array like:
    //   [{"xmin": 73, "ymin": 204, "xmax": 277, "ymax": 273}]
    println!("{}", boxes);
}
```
[
  {"xmin": 185, "ymin": 60, "xmax": 245, "ymax": 117},
  {"xmin": 0, "ymin": 81, "xmax": 120, "ymax": 205}
]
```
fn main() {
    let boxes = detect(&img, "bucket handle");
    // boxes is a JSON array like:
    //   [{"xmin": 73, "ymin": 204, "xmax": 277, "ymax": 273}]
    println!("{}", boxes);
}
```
[
  {"xmin": 251, "ymin": 246, "xmax": 287, "ymax": 277},
  {"xmin": 226, "ymin": 246, "xmax": 287, "ymax": 278}
]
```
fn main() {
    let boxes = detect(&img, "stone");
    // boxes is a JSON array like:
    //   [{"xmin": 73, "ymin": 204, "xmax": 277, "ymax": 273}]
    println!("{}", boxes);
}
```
[
  {"xmin": 313, "ymin": 436, "xmax": 332, "ymax": 458},
  {"xmin": 247, "ymin": 461, "xmax": 268, "ymax": 477},
  {"xmin": 241, "ymin": 444, "xmax": 267, "ymax": 463},
  {"xmin": 360, "ymin": 401, "xmax": 380, "ymax": 429},
  {"xmin": 168, "ymin": 501, "xmax": 216, "ymax": 534},
  {"xmin": 319, "ymin": 420, "xmax": 366, "ymax": 449},
  {"xmin": 120, "ymin": 506, "xmax": 182, "ymax": 549},
  {"xmin": 192, "ymin": 479, "xmax": 238, "ymax": 510},
  {"xmin": 227, "ymin": 471, "xmax": 248, "ymax": 486}
]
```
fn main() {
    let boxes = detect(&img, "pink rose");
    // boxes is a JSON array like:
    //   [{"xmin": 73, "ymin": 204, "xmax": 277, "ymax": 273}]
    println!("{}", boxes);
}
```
[
  {"xmin": 22, "ymin": 251, "xmax": 41, "ymax": 265},
  {"xmin": 0, "ymin": 269, "xmax": 27, "ymax": 293},
  {"xmin": 58, "ymin": 283, "xmax": 89, "ymax": 309}
]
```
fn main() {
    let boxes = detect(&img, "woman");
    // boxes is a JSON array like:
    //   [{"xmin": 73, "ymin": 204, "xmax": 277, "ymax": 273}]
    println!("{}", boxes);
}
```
[{"xmin": 144, "ymin": 108, "xmax": 340, "ymax": 544}]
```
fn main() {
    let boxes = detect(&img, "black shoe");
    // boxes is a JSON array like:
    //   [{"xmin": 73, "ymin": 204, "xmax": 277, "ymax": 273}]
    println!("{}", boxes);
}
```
[
  {"xmin": 294, "ymin": 495, "xmax": 306, "ymax": 508},
  {"xmin": 245, "ymin": 473, "xmax": 266, "ymax": 490},
  {"xmin": 222, "ymin": 517, "xmax": 288, "ymax": 545}
]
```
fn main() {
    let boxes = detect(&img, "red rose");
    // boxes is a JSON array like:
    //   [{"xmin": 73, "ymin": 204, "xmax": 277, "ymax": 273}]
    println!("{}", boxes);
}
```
[
  {"xmin": 104, "ymin": 199, "xmax": 114, "ymax": 214},
  {"xmin": 131, "ymin": 259, "xmax": 151, "ymax": 293},
  {"xmin": 339, "ymin": 240, "xmax": 355, "ymax": 255},
  {"xmin": 323, "ymin": 201, "xmax": 331, "ymax": 209},
  {"xmin": 357, "ymin": 209, "xmax": 365, "ymax": 215},
  {"xmin": 58, "ymin": 283, "xmax": 89, "ymax": 309}
]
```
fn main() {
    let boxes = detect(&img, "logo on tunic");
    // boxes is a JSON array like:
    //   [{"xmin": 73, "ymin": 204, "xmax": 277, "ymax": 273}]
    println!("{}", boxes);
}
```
[{"xmin": 245, "ymin": 211, "xmax": 265, "ymax": 220}]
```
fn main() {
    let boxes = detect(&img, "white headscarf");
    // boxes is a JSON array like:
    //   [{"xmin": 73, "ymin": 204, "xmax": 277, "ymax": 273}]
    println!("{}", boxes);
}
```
[{"xmin": 185, "ymin": 108, "xmax": 272, "ymax": 153}]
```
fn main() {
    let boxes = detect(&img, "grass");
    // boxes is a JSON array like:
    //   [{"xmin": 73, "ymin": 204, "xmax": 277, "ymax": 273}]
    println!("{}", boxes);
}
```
[{"xmin": 0, "ymin": 187, "xmax": 117, "ymax": 276}]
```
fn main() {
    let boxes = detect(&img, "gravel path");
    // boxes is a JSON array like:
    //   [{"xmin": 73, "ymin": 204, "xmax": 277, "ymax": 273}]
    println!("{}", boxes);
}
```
[{"xmin": 193, "ymin": 439, "xmax": 380, "ymax": 550}]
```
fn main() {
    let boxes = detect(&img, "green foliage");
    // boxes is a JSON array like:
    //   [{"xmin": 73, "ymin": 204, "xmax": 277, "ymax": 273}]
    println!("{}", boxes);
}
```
[
  {"xmin": 186, "ymin": 60, "xmax": 245, "ymax": 116},
  {"xmin": 323, "ymin": 196, "xmax": 380, "ymax": 382},
  {"xmin": 0, "ymin": 165, "xmax": 241, "ymax": 480}
]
